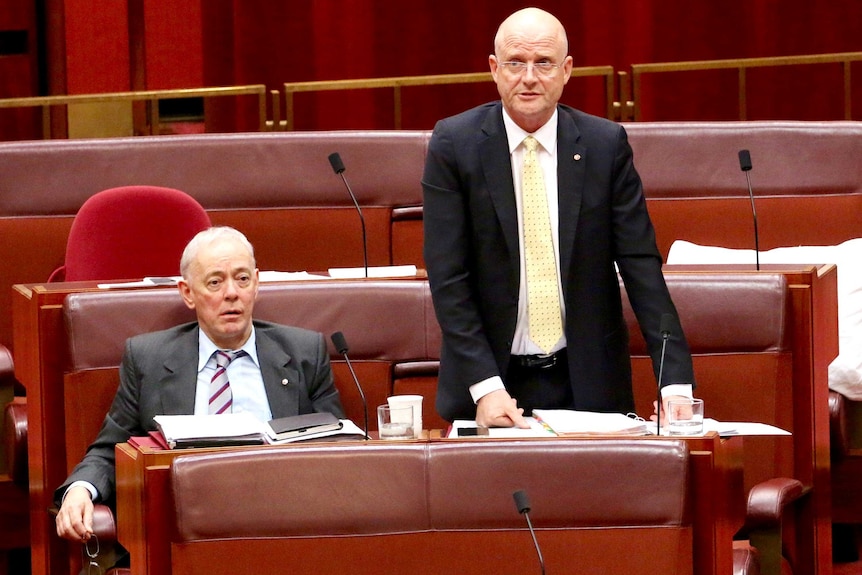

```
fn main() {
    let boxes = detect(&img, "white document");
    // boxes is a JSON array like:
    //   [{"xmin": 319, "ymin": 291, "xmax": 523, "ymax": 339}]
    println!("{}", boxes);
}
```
[
  {"xmin": 258, "ymin": 270, "xmax": 330, "ymax": 282},
  {"xmin": 98, "ymin": 276, "xmax": 181, "ymax": 289},
  {"xmin": 703, "ymin": 419, "xmax": 791, "ymax": 436},
  {"xmin": 647, "ymin": 418, "xmax": 792, "ymax": 437},
  {"xmin": 447, "ymin": 418, "xmax": 555, "ymax": 439},
  {"xmin": 327, "ymin": 265, "xmax": 418, "ymax": 279},
  {"xmin": 532, "ymin": 409, "xmax": 649, "ymax": 435}
]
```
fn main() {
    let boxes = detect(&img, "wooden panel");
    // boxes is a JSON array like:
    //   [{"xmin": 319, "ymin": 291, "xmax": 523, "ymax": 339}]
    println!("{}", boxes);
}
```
[{"xmin": 0, "ymin": 217, "xmax": 73, "ymax": 350}]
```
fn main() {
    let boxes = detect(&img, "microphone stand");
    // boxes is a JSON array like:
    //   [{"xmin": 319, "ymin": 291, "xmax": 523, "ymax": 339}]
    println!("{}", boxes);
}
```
[
  {"xmin": 330, "ymin": 332, "xmax": 369, "ymax": 440},
  {"xmin": 513, "ymin": 490, "xmax": 545, "ymax": 575},
  {"xmin": 657, "ymin": 334, "xmax": 668, "ymax": 436},
  {"xmin": 744, "ymin": 169, "xmax": 760, "ymax": 271},
  {"xmin": 328, "ymin": 152, "xmax": 368, "ymax": 278},
  {"xmin": 738, "ymin": 149, "xmax": 760, "ymax": 271},
  {"xmin": 657, "ymin": 313, "xmax": 674, "ymax": 436}
]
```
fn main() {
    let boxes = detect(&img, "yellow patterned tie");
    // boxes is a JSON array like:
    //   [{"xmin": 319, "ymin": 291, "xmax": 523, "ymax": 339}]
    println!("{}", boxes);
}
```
[{"xmin": 522, "ymin": 136, "xmax": 563, "ymax": 354}]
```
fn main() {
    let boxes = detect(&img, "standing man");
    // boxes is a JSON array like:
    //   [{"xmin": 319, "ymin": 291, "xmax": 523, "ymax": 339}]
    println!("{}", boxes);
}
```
[
  {"xmin": 423, "ymin": 8, "xmax": 695, "ymax": 427},
  {"xmin": 55, "ymin": 226, "xmax": 344, "ymax": 543}
]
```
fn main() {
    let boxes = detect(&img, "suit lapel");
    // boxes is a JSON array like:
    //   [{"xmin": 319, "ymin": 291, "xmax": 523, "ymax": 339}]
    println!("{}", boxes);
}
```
[
  {"xmin": 159, "ymin": 328, "xmax": 199, "ymax": 415},
  {"xmin": 256, "ymin": 327, "xmax": 302, "ymax": 418},
  {"xmin": 479, "ymin": 106, "xmax": 520, "ymax": 270},
  {"xmin": 556, "ymin": 109, "xmax": 586, "ymax": 288}
]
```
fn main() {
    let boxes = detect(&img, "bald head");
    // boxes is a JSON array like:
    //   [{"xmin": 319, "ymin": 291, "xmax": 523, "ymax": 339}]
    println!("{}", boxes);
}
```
[
  {"xmin": 494, "ymin": 8, "xmax": 568, "ymax": 60},
  {"xmin": 489, "ymin": 7, "xmax": 573, "ymax": 133}
]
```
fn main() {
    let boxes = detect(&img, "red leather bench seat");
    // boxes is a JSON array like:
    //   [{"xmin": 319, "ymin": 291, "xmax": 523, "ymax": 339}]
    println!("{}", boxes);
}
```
[{"xmin": 169, "ymin": 439, "xmax": 692, "ymax": 575}]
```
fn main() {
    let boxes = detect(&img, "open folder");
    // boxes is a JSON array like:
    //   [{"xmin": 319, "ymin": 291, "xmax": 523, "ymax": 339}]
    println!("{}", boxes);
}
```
[
  {"xmin": 153, "ymin": 412, "xmax": 364, "ymax": 448},
  {"xmin": 533, "ymin": 409, "xmax": 649, "ymax": 436}
]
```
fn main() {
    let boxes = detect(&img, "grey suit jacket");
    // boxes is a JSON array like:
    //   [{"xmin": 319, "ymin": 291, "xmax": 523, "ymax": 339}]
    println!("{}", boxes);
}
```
[
  {"xmin": 56, "ymin": 319, "xmax": 344, "ymax": 505},
  {"xmin": 422, "ymin": 102, "xmax": 695, "ymax": 421}
]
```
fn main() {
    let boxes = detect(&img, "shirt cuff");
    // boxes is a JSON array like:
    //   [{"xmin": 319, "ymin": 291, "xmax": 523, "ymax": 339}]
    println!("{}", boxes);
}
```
[
  {"xmin": 469, "ymin": 376, "xmax": 506, "ymax": 403},
  {"xmin": 661, "ymin": 384, "xmax": 693, "ymax": 399},
  {"xmin": 64, "ymin": 481, "xmax": 98, "ymax": 502}
]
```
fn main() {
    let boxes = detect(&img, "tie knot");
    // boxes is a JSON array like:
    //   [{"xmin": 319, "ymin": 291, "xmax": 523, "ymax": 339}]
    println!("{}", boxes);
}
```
[
  {"xmin": 523, "ymin": 136, "xmax": 538, "ymax": 153},
  {"xmin": 214, "ymin": 349, "xmax": 243, "ymax": 369}
]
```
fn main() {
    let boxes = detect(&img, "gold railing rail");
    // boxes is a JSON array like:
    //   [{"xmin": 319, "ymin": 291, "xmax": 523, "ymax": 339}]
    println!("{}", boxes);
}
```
[
  {"xmin": 624, "ymin": 51, "xmax": 862, "ymax": 121},
  {"xmin": 0, "ymin": 52, "xmax": 858, "ymax": 139},
  {"xmin": 0, "ymin": 85, "xmax": 268, "ymax": 139},
  {"xmin": 280, "ymin": 66, "xmax": 616, "ymax": 130}
]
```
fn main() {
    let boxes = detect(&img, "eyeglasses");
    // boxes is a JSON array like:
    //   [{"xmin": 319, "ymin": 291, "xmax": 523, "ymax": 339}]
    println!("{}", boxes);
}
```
[
  {"xmin": 83, "ymin": 534, "xmax": 103, "ymax": 575},
  {"xmin": 499, "ymin": 61, "xmax": 562, "ymax": 77}
]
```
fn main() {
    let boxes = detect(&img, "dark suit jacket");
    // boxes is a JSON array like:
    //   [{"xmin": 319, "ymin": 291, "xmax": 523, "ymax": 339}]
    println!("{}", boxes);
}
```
[
  {"xmin": 55, "ymin": 320, "xmax": 344, "ymax": 505},
  {"xmin": 422, "ymin": 102, "xmax": 695, "ymax": 421}
]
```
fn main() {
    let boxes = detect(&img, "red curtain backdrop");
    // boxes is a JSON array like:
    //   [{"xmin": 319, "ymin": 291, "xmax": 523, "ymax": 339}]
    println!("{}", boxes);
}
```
[
  {"xmin": 29, "ymin": 0, "xmax": 862, "ymax": 132},
  {"xmin": 202, "ymin": 0, "xmax": 862, "ymax": 128}
]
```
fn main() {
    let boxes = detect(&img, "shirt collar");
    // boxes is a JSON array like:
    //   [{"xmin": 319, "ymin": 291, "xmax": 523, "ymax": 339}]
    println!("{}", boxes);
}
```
[
  {"xmin": 502, "ymin": 107, "xmax": 558, "ymax": 156},
  {"xmin": 197, "ymin": 326, "xmax": 260, "ymax": 371}
]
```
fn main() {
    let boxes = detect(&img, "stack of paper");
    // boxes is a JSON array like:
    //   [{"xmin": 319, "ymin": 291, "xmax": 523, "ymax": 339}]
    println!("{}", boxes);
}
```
[
  {"xmin": 153, "ymin": 412, "xmax": 366, "ymax": 448},
  {"xmin": 154, "ymin": 413, "xmax": 267, "ymax": 449},
  {"xmin": 532, "ymin": 409, "xmax": 649, "ymax": 436}
]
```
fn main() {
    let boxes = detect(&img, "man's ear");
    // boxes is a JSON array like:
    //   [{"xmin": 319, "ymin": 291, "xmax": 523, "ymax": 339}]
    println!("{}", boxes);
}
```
[
  {"xmin": 489, "ymin": 55, "xmax": 500, "ymax": 82},
  {"xmin": 561, "ymin": 55, "xmax": 574, "ymax": 84},
  {"xmin": 178, "ymin": 280, "xmax": 195, "ymax": 310}
]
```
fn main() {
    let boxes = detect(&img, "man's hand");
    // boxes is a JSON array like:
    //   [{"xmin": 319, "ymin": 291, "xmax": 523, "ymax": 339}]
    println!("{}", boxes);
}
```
[
  {"xmin": 650, "ymin": 394, "xmax": 691, "ymax": 428},
  {"xmin": 55, "ymin": 485, "xmax": 95, "ymax": 541},
  {"xmin": 476, "ymin": 389, "xmax": 530, "ymax": 428}
]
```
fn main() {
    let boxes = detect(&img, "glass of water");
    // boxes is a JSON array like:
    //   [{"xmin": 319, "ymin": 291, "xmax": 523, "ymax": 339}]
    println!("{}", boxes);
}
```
[
  {"xmin": 666, "ymin": 398, "xmax": 704, "ymax": 436},
  {"xmin": 377, "ymin": 404, "xmax": 414, "ymax": 440}
]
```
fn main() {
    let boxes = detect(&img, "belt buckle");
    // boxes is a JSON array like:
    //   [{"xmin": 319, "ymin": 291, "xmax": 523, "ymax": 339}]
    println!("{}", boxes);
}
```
[
  {"xmin": 523, "ymin": 352, "xmax": 556, "ymax": 369},
  {"xmin": 536, "ymin": 352, "xmax": 557, "ymax": 369}
]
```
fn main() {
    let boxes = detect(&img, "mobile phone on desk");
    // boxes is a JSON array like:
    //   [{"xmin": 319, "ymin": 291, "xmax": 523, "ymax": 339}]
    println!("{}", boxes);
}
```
[{"xmin": 457, "ymin": 427, "xmax": 489, "ymax": 437}]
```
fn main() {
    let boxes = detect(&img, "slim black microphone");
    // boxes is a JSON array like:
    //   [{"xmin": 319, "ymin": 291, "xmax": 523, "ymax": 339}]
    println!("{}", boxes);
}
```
[
  {"xmin": 738, "ymin": 149, "xmax": 760, "ymax": 271},
  {"xmin": 513, "ymin": 490, "xmax": 545, "ymax": 575},
  {"xmin": 657, "ymin": 313, "xmax": 674, "ymax": 435},
  {"xmin": 330, "ymin": 331, "xmax": 369, "ymax": 440},
  {"xmin": 328, "ymin": 152, "xmax": 369, "ymax": 278}
]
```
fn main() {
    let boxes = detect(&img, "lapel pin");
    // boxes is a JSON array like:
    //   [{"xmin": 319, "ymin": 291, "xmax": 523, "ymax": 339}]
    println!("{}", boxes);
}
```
[
  {"xmin": 281, "ymin": 378, "xmax": 289, "ymax": 386},
  {"xmin": 574, "ymin": 154, "xmax": 582, "ymax": 161}
]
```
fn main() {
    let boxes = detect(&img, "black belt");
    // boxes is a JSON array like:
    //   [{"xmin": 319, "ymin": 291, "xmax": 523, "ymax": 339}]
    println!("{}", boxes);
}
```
[{"xmin": 511, "ymin": 349, "xmax": 566, "ymax": 370}]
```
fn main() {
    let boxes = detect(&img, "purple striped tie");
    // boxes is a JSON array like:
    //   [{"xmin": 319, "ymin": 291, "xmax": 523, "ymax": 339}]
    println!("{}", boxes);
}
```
[{"xmin": 209, "ymin": 350, "xmax": 242, "ymax": 414}]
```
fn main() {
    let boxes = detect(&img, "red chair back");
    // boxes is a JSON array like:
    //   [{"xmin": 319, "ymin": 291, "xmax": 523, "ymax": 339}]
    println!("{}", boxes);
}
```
[{"xmin": 52, "ymin": 186, "xmax": 211, "ymax": 282}]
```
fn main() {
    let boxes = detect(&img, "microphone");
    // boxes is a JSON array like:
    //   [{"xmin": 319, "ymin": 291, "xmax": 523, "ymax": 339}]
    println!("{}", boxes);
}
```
[
  {"xmin": 330, "ymin": 331, "xmax": 369, "ymax": 440},
  {"xmin": 657, "ymin": 313, "xmax": 674, "ymax": 435},
  {"xmin": 513, "ymin": 490, "xmax": 545, "ymax": 575},
  {"xmin": 328, "ymin": 152, "xmax": 369, "ymax": 278},
  {"xmin": 738, "ymin": 149, "xmax": 760, "ymax": 271}
]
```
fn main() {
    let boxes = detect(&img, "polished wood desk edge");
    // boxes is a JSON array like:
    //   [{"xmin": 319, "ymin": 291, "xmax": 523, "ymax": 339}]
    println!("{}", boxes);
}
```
[{"xmin": 11, "ymin": 271, "xmax": 430, "ymax": 297}]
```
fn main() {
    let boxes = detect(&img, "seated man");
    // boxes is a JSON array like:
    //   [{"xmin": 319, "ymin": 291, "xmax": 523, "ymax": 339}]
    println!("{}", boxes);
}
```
[{"xmin": 54, "ymin": 226, "xmax": 345, "ymax": 545}]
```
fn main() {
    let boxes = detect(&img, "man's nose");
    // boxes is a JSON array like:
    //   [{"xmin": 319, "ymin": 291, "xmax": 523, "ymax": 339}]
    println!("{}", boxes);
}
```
[
  {"xmin": 223, "ymin": 278, "xmax": 240, "ymax": 298},
  {"xmin": 522, "ymin": 64, "xmax": 539, "ymax": 82}
]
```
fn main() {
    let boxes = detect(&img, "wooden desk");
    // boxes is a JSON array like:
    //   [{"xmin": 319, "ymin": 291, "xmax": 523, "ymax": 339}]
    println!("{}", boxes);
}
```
[
  {"xmin": 12, "ymin": 264, "xmax": 835, "ymax": 575},
  {"xmin": 12, "ymin": 281, "xmax": 124, "ymax": 575},
  {"xmin": 115, "ymin": 433, "xmax": 743, "ymax": 575},
  {"xmin": 660, "ymin": 263, "xmax": 837, "ymax": 575}
]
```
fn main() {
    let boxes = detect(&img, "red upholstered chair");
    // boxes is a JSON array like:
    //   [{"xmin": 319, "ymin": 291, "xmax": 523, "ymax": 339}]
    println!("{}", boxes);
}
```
[
  {"xmin": 40, "ymin": 186, "xmax": 208, "ymax": 573},
  {"xmin": 48, "ymin": 185, "xmax": 211, "ymax": 282}
]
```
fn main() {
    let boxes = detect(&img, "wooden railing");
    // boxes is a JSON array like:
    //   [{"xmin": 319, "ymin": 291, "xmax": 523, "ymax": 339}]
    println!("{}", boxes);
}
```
[
  {"xmin": 0, "ymin": 52, "xmax": 859, "ymax": 139},
  {"xmin": 0, "ymin": 85, "xmax": 268, "ymax": 139},
  {"xmin": 278, "ymin": 67, "xmax": 616, "ymax": 130},
  {"xmin": 622, "ymin": 51, "xmax": 862, "ymax": 121}
]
